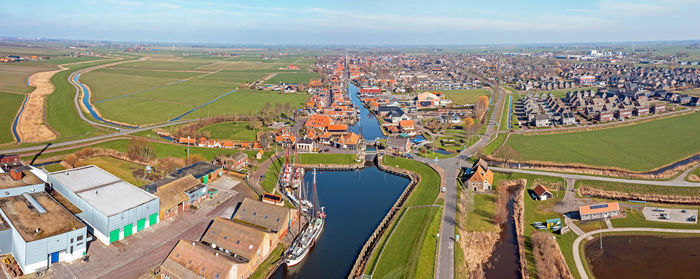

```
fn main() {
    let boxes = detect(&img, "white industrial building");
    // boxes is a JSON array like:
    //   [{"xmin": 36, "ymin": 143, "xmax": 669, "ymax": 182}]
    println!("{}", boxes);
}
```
[{"xmin": 49, "ymin": 165, "xmax": 160, "ymax": 245}]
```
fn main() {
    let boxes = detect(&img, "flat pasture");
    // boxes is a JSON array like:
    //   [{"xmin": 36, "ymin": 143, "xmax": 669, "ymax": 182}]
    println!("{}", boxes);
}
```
[
  {"xmin": 185, "ymin": 89, "xmax": 308, "ymax": 119},
  {"xmin": 80, "ymin": 70, "xmax": 192, "ymax": 101},
  {"xmin": 265, "ymin": 71, "xmax": 319, "ymax": 84},
  {"xmin": 442, "ymin": 88, "xmax": 490, "ymax": 105},
  {"xmin": 199, "ymin": 121, "xmax": 264, "ymax": 141},
  {"xmin": 0, "ymin": 92, "xmax": 25, "ymax": 143},
  {"xmin": 498, "ymin": 112, "xmax": 700, "ymax": 171}
]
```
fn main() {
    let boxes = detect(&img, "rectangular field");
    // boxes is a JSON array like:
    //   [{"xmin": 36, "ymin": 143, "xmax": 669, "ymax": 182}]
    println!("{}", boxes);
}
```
[
  {"xmin": 442, "ymin": 88, "xmax": 490, "ymax": 105},
  {"xmin": 265, "ymin": 72, "xmax": 319, "ymax": 84},
  {"xmin": 80, "ymin": 70, "xmax": 192, "ymax": 102},
  {"xmin": 499, "ymin": 112, "xmax": 700, "ymax": 171}
]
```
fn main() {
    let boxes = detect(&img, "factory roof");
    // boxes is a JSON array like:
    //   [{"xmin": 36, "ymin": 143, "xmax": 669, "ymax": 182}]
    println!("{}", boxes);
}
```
[
  {"xmin": 0, "ymin": 191, "xmax": 85, "ymax": 242},
  {"xmin": 50, "ymin": 165, "xmax": 158, "ymax": 217},
  {"xmin": 201, "ymin": 217, "xmax": 266, "ymax": 261},
  {"xmin": 160, "ymin": 240, "xmax": 239, "ymax": 279},
  {"xmin": 0, "ymin": 166, "xmax": 42, "ymax": 189}
]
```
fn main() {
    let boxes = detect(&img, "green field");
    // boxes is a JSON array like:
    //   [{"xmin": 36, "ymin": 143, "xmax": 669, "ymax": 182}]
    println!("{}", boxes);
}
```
[
  {"xmin": 372, "ymin": 207, "xmax": 439, "ymax": 279},
  {"xmin": 465, "ymin": 194, "xmax": 498, "ymax": 232},
  {"xmin": 0, "ymin": 92, "xmax": 25, "ymax": 143},
  {"xmin": 198, "ymin": 121, "xmax": 265, "ymax": 141},
  {"xmin": 82, "ymin": 156, "xmax": 149, "ymax": 186},
  {"xmin": 367, "ymin": 156, "xmax": 441, "ymax": 277},
  {"xmin": 265, "ymin": 72, "xmax": 319, "ymax": 84},
  {"xmin": 498, "ymin": 112, "xmax": 700, "ymax": 171},
  {"xmin": 442, "ymin": 88, "xmax": 490, "ymax": 105},
  {"xmin": 81, "ymin": 68, "xmax": 200, "ymax": 101}
]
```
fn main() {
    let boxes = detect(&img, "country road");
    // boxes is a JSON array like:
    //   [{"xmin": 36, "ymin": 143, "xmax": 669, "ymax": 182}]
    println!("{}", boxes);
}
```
[
  {"xmin": 490, "ymin": 166, "xmax": 700, "ymax": 187},
  {"xmin": 572, "ymin": 227, "xmax": 700, "ymax": 279}
]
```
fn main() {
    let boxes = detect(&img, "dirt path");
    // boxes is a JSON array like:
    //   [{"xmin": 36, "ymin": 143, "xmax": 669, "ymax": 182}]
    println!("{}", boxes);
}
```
[{"xmin": 15, "ymin": 66, "xmax": 66, "ymax": 142}]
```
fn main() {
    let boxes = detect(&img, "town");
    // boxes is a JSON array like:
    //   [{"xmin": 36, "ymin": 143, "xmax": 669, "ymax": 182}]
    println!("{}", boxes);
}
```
[{"xmin": 1, "ymin": 1, "xmax": 700, "ymax": 279}]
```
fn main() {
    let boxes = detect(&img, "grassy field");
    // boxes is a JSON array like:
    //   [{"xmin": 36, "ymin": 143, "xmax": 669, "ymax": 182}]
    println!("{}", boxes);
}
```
[
  {"xmin": 482, "ymin": 133, "xmax": 507, "ymax": 155},
  {"xmin": 687, "ymin": 167, "xmax": 700, "ymax": 182},
  {"xmin": 82, "ymin": 156, "xmax": 149, "ymax": 186},
  {"xmin": 81, "ymin": 68, "xmax": 199, "ymax": 101},
  {"xmin": 0, "ymin": 92, "xmax": 25, "ymax": 143},
  {"xmin": 575, "ymin": 179, "xmax": 700, "ymax": 197},
  {"xmin": 442, "ymin": 88, "xmax": 490, "ymax": 105},
  {"xmin": 372, "ymin": 207, "xmax": 439, "ymax": 279},
  {"xmin": 46, "ymin": 62, "xmax": 115, "ymax": 141},
  {"xmin": 465, "ymin": 194, "xmax": 498, "ymax": 232},
  {"xmin": 198, "ymin": 121, "xmax": 265, "ymax": 141},
  {"xmin": 498, "ymin": 112, "xmax": 700, "ymax": 171},
  {"xmin": 0, "ymin": 62, "xmax": 57, "ymax": 94},
  {"xmin": 367, "ymin": 156, "xmax": 441, "ymax": 277},
  {"xmin": 265, "ymin": 71, "xmax": 319, "ymax": 84}
]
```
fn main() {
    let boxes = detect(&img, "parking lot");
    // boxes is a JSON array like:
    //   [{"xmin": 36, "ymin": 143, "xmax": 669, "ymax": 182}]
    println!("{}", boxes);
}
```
[{"xmin": 642, "ymin": 206, "xmax": 698, "ymax": 224}]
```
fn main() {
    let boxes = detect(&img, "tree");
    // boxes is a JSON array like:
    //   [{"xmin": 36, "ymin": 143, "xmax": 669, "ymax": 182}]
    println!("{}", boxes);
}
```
[
  {"xmin": 127, "ymin": 139, "xmax": 155, "ymax": 162},
  {"xmin": 250, "ymin": 118, "xmax": 263, "ymax": 130}
]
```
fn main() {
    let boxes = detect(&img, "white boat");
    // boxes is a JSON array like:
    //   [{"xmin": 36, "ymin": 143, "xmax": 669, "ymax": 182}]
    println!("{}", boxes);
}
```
[{"xmin": 285, "ymin": 169, "xmax": 326, "ymax": 267}]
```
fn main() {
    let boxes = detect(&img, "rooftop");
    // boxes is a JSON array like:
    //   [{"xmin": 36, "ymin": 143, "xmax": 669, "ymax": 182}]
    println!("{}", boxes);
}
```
[
  {"xmin": 0, "ymin": 167, "xmax": 42, "ymax": 189},
  {"xmin": 161, "ymin": 240, "xmax": 238, "ymax": 279},
  {"xmin": 579, "ymin": 202, "xmax": 620, "ymax": 216},
  {"xmin": 154, "ymin": 175, "xmax": 202, "ymax": 211},
  {"xmin": 50, "ymin": 165, "xmax": 158, "ymax": 217},
  {"xmin": 233, "ymin": 198, "xmax": 288, "ymax": 233},
  {"xmin": 0, "ymin": 191, "xmax": 85, "ymax": 242},
  {"xmin": 201, "ymin": 217, "xmax": 265, "ymax": 261},
  {"xmin": 173, "ymin": 162, "xmax": 222, "ymax": 179}
]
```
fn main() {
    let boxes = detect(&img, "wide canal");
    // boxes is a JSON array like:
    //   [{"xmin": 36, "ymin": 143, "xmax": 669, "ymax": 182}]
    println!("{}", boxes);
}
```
[
  {"xmin": 271, "ymin": 167, "xmax": 410, "ymax": 278},
  {"xmin": 348, "ymin": 83, "xmax": 385, "ymax": 141}
]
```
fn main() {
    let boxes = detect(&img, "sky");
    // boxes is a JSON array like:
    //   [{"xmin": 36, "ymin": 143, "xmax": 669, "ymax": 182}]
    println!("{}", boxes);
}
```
[{"xmin": 1, "ymin": 0, "xmax": 699, "ymax": 45}]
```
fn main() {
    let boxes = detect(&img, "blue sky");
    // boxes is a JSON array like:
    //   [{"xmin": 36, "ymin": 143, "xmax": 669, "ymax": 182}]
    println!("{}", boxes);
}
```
[{"xmin": 1, "ymin": 0, "xmax": 699, "ymax": 45}]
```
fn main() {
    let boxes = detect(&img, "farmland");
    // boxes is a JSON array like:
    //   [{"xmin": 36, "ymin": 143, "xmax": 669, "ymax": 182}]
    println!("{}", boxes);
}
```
[
  {"xmin": 442, "ymin": 88, "xmax": 490, "ymax": 105},
  {"xmin": 198, "ymin": 121, "xmax": 266, "ymax": 141},
  {"xmin": 79, "ymin": 55, "xmax": 315, "ymax": 126},
  {"xmin": 497, "ymin": 112, "xmax": 700, "ymax": 171},
  {"xmin": 0, "ymin": 92, "xmax": 25, "ymax": 143}
]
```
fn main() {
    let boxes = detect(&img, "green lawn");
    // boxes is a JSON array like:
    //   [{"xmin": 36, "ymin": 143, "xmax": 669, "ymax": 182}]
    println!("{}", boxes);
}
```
[
  {"xmin": 383, "ymin": 156, "xmax": 440, "ymax": 207},
  {"xmin": 415, "ymin": 207, "xmax": 442, "ymax": 279},
  {"xmin": 372, "ymin": 207, "xmax": 439, "ymax": 279},
  {"xmin": 82, "ymin": 156, "xmax": 149, "ymax": 186},
  {"xmin": 199, "ymin": 121, "xmax": 265, "ymax": 141},
  {"xmin": 482, "ymin": 133, "xmax": 507, "ymax": 155},
  {"xmin": 575, "ymin": 179, "xmax": 700, "ymax": 197},
  {"xmin": 465, "ymin": 193, "xmax": 498, "ymax": 232},
  {"xmin": 265, "ymin": 71, "xmax": 319, "ymax": 84},
  {"xmin": 0, "ymin": 92, "xmax": 25, "ymax": 143},
  {"xmin": 442, "ymin": 89, "xmax": 490, "ymax": 105},
  {"xmin": 499, "ymin": 112, "xmax": 700, "ymax": 171}
]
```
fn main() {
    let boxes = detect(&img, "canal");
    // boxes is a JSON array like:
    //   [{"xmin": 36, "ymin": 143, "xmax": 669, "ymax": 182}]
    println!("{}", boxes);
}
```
[
  {"xmin": 348, "ymin": 84, "xmax": 385, "ymax": 141},
  {"xmin": 483, "ymin": 191, "xmax": 521, "ymax": 278},
  {"xmin": 584, "ymin": 234, "xmax": 700, "ymax": 279},
  {"xmin": 271, "ymin": 167, "xmax": 410, "ymax": 278}
]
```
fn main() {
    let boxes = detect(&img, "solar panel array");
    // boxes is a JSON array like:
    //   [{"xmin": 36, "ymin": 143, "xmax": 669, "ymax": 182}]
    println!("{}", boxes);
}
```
[{"xmin": 590, "ymin": 204, "xmax": 609, "ymax": 210}]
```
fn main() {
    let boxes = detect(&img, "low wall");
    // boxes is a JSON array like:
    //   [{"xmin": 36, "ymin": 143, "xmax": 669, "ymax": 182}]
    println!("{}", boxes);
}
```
[{"xmin": 347, "ymin": 155, "xmax": 420, "ymax": 278}]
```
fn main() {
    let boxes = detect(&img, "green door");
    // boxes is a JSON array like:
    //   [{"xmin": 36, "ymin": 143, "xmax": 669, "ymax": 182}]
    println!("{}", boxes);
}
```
[
  {"xmin": 202, "ymin": 175, "xmax": 208, "ymax": 184},
  {"xmin": 123, "ymin": 224, "xmax": 133, "ymax": 238},
  {"xmin": 109, "ymin": 229, "xmax": 120, "ymax": 243},
  {"xmin": 137, "ymin": 218, "xmax": 146, "ymax": 232},
  {"xmin": 149, "ymin": 213, "xmax": 158, "ymax": 226}
]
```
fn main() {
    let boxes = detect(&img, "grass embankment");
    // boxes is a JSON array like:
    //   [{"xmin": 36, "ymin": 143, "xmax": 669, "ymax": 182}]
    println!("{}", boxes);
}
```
[
  {"xmin": 442, "ymin": 88, "xmax": 490, "ymax": 105},
  {"xmin": 367, "ymin": 156, "xmax": 440, "ymax": 278},
  {"xmin": 465, "ymin": 194, "xmax": 498, "ymax": 232},
  {"xmin": 482, "ymin": 133, "xmax": 507, "ymax": 155},
  {"xmin": 499, "ymin": 112, "xmax": 700, "ymax": 171},
  {"xmin": 199, "ymin": 121, "xmax": 267, "ymax": 141},
  {"xmin": 0, "ymin": 92, "xmax": 25, "ymax": 143},
  {"xmin": 248, "ymin": 244, "xmax": 284, "ymax": 279},
  {"xmin": 575, "ymin": 180, "xmax": 700, "ymax": 197}
]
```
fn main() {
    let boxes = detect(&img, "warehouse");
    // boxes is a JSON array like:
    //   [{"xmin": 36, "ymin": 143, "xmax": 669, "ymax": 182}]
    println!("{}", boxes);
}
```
[
  {"xmin": 172, "ymin": 161, "xmax": 223, "ymax": 184},
  {"xmin": 48, "ymin": 165, "xmax": 160, "ymax": 245},
  {"xmin": 148, "ymin": 174, "xmax": 208, "ymax": 221},
  {"xmin": 0, "ymin": 192, "xmax": 88, "ymax": 273}
]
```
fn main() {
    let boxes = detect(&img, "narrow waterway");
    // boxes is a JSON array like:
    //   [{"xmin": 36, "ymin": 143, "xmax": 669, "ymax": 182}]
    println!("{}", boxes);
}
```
[
  {"xmin": 348, "ymin": 84, "xmax": 385, "ymax": 141},
  {"xmin": 483, "ymin": 192, "xmax": 522, "ymax": 278},
  {"xmin": 585, "ymin": 235, "xmax": 700, "ymax": 279},
  {"xmin": 271, "ymin": 167, "xmax": 409, "ymax": 278}
]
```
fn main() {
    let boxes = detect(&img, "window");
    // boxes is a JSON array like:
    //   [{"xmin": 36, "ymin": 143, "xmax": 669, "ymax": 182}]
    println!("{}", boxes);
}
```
[
  {"xmin": 71, "ymin": 238, "xmax": 74, "ymax": 243},
  {"xmin": 77, "ymin": 236, "xmax": 83, "ymax": 241},
  {"xmin": 70, "ymin": 246, "xmax": 73, "ymax": 254}
]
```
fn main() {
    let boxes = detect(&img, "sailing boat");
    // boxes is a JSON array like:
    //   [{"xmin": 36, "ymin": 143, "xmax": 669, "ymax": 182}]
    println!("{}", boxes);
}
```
[{"xmin": 286, "ymin": 169, "xmax": 326, "ymax": 267}]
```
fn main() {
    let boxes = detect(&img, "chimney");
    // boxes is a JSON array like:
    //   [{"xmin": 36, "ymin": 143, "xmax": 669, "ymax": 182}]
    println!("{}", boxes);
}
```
[
  {"xmin": 10, "ymin": 168, "xmax": 23, "ymax": 181},
  {"xmin": 35, "ymin": 228, "xmax": 41, "ymax": 234}
]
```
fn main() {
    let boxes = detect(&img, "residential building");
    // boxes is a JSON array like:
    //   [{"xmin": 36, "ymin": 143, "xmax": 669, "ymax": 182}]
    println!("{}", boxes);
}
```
[
  {"xmin": 148, "ymin": 175, "xmax": 208, "ymax": 221},
  {"xmin": 386, "ymin": 135, "xmax": 411, "ymax": 153},
  {"xmin": 49, "ymin": 166, "xmax": 160, "ymax": 245},
  {"xmin": 416, "ymin": 92, "xmax": 440, "ymax": 108},
  {"xmin": 296, "ymin": 138, "xmax": 315, "ymax": 152},
  {"xmin": 651, "ymin": 104, "xmax": 666, "ymax": 114},
  {"xmin": 466, "ymin": 165, "xmax": 494, "ymax": 191},
  {"xmin": 579, "ymin": 202, "xmax": 620, "ymax": 220},
  {"xmin": 533, "ymin": 114, "xmax": 551, "ymax": 127},
  {"xmin": 532, "ymin": 185, "xmax": 553, "ymax": 201},
  {"xmin": 561, "ymin": 112, "xmax": 576, "ymax": 126}
]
